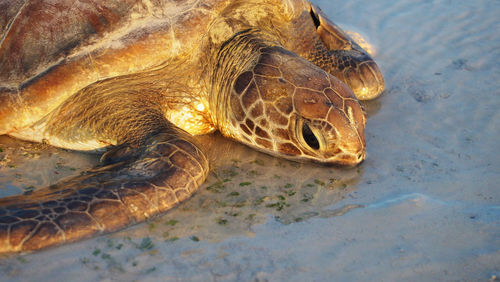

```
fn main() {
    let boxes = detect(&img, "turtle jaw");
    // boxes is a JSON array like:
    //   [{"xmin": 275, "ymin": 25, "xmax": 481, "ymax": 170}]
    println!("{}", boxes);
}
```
[
  {"xmin": 345, "ymin": 61, "xmax": 385, "ymax": 101},
  {"xmin": 318, "ymin": 52, "xmax": 385, "ymax": 101}
]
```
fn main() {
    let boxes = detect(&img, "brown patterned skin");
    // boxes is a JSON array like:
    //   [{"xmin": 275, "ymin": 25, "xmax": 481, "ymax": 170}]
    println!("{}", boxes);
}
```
[
  {"xmin": 0, "ymin": 0, "xmax": 384, "ymax": 253},
  {"xmin": 289, "ymin": 5, "xmax": 385, "ymax": 100},
  {"xmin": 0, "ymin": 131, "xmax": 208, "ymax": 252},
  {"xmin": 211, "ymin": 30, "xmax": 366, "ymax": 164}
]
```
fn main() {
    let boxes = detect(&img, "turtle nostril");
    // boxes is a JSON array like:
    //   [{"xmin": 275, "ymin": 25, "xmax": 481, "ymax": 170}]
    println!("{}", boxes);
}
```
[
  {"xmin": 357, "ymin": 152, "xmax": 365, "ymax": 162},
  {"xmin": 302, "ymin": 123, "xmax": 320, "ymax": 150}
]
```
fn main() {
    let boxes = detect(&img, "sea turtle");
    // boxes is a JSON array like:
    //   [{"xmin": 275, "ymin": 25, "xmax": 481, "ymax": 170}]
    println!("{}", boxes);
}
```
[{"xmin": 0, "ymin": 0, "xmax": 384, "ymax": 253}]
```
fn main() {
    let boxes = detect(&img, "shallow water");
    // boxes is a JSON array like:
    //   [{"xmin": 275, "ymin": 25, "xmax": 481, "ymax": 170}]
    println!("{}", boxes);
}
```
[{"xmin": 1, "ymin": 0, "xmax": 499, "ymax": 280}]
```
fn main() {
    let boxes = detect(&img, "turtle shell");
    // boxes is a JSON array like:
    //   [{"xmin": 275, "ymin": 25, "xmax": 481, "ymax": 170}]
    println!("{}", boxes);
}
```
[{"xmin": 0, "ymin": 0, "xmax": 229, "ymax": 133}]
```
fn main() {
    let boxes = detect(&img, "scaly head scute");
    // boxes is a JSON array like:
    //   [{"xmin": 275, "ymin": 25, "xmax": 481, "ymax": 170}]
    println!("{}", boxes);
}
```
[
  {"xmin": 282, "ymin": 2, "xmax": 385, "ymax": 100},
  {"xmin": 215, "ymin": 33, "xmax": 366, "ymax": 165},
  {"xmin": 310, "ymin": 4, "xmax": 385, "ymax": 100}
]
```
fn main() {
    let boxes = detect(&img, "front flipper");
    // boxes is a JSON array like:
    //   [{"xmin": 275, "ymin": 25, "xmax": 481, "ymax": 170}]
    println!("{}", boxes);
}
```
[
  {"xmin": 0, "ymin": 130, "xmax": 208, "ymax": 253},
  {"xmin": 308, "ymin": 5, "xmax": 385, "ymax": 100}
]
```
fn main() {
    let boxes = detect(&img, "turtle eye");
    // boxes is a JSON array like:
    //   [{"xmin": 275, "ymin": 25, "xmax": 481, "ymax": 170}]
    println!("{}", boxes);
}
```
[
  {"xmin": 310, "ymin": 8, "xmax": 321, "ymax": 29},
  {"xmin": 302, "ymin": 123, "xmax": 320, "ymax": 150}
]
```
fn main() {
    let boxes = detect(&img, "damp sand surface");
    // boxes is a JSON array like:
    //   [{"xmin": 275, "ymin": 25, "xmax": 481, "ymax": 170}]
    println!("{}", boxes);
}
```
[{"xmin": 1, "ymin": 0, "xmax": 499, "ymax": 280}]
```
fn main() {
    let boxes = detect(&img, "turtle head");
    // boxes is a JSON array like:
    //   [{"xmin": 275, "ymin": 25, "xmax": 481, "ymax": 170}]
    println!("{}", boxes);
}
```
[
  {"xmin": 281, "ymin": 2, "xmax": 385, "ymax": 100},
  {"xmin": 220, "ymin": 45, "xmax": 366, "ymax": 165}
]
